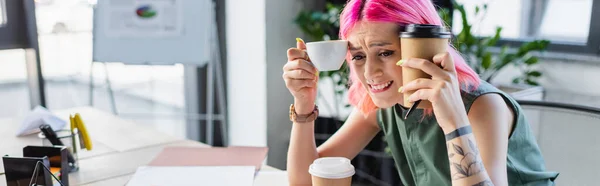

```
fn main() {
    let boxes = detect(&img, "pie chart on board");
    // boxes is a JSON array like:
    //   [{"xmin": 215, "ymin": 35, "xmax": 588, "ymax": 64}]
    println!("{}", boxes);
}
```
[{"xmin": 136, "ymin": 5, "xmax": 157, "ymax": 19}]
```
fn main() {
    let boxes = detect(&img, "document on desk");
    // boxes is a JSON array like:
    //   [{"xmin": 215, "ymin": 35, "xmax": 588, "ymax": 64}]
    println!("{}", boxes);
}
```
[
  {"xmin": 17, "ymin": 106, "xmax": 66, "ymax": 136},
  {"xmin": 126, "ymin": 166, "xmax": 255, "ymax": 186},
  {"xmin": 149, "ymin": 146, "xmax": 268, "ymax": 171}
]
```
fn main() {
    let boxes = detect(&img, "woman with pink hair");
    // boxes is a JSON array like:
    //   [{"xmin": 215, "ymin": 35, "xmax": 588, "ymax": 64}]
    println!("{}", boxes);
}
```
[{"xmin": 282, "ymin": 0, "xmax": 558, "ymax": 185}]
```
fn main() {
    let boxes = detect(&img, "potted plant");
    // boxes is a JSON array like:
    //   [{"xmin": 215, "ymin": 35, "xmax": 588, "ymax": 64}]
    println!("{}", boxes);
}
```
[{"xmin": 439, "ymin": 2, "xmax": 550, "ymax": 100}]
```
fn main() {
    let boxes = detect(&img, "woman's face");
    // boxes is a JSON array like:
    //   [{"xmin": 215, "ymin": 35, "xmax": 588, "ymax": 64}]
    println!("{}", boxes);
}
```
[{"xmin": 348, "ymin": 22, "xmax": 404, "ymax": 108}]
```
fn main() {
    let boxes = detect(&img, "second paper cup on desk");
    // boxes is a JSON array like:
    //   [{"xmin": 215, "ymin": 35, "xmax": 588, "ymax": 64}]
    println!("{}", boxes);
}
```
[
  {"xmin": 309, "ymin": 157, "xmax": 355, "ymax": 186},
  {"xmin": 306, "ymin": 40, "xmax": 348, "ymax": 71}
]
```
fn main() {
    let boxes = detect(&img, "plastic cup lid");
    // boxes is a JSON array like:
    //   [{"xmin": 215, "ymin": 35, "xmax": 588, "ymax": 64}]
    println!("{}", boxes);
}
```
[
  {"xmin": 308, "ymin": 157, "xmax": 355, "ymax": 179},
  {"xmin": 400, "ymin": 24, "xmax": 451, "ymax": 38}
]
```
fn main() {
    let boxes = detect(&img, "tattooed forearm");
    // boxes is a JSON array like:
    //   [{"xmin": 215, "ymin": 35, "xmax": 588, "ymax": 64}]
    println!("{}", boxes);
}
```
[
  {"xmin": 448, "ymin": 138, "xmax": 486, "ymax": 180},
  {"xmin": 471, "ymin": 179, "xmax": 494, "ymax": 186}
]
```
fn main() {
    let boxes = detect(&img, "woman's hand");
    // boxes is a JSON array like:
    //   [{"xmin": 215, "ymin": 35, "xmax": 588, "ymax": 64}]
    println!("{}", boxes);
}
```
[
  {"xmin": 398, "ymin": 52, "xmax": 469, "ymax": 133},
  {"xmin": 283, "ymin": 38, "xmax": 319, "ymax": 115}
]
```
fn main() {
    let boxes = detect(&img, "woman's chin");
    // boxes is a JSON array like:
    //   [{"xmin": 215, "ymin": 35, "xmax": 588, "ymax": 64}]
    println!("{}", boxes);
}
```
[{"xmin": 372, "ymin": 99, "xmax": 398, "ymax": 109}]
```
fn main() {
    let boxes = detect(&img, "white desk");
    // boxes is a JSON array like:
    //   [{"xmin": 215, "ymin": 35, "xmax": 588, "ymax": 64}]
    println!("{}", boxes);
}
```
[{"xmin": 0, "ymin": 107, "xmax": 288, "ymax": 186}]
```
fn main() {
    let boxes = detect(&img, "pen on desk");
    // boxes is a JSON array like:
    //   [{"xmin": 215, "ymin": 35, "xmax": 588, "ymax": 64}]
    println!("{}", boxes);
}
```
[
  {"xmin": 404, "ymin": 100, "xmax": 421, "ymax": 119},
  {"xmin": 39, "ymin": 124, "xmax": 76, "ymax": 164},
  {"xmin": 40, "ymin": 124, "xmax": 63, "ymax": 146}
]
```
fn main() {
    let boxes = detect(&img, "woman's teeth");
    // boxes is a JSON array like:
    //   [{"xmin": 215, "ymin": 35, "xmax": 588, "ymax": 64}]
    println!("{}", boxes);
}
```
[{"xmin": 372, "ymin": 81, "xmax": 392, "ymax": 90}]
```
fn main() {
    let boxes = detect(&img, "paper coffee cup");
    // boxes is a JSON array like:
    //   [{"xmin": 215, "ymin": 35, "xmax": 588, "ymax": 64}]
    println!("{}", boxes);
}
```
[
  {"xmin": 306, "ymin": 40, "xmax": 348, "ymax": 71},
  {"xmin": 400, "ymin": 24, "xmax": 450, "ymax": 108},
  {"xmin": 309, "ymin": 157, "xmax": 355, "ymax": 186}
]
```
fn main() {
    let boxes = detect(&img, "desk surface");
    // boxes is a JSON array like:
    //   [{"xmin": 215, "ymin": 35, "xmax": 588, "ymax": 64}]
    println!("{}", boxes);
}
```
[{"xmin": 0, "ymin": 107, "xmax": 287, "ymax": 186}]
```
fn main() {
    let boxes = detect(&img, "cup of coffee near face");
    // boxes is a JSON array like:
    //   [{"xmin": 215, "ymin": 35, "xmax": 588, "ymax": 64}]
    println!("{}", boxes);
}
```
[{"xmin": 400, "ymin": 24, "xmax": 451, "ymax": 109}]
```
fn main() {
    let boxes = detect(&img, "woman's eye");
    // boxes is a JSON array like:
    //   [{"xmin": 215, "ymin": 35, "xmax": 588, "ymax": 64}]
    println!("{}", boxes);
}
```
[
  {"xmin": 352, "ymin": 55, "xmax": 365, "ymax": 61},
  {"xmin": 379, "ymin": 51, "xmax": 394, "ymax": 57}
]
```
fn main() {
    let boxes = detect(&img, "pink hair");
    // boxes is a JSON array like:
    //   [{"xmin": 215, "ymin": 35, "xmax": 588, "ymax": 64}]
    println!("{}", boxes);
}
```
[{"xmin": 340, "ymin": 0, "xmax": 481, "ymax": 115}]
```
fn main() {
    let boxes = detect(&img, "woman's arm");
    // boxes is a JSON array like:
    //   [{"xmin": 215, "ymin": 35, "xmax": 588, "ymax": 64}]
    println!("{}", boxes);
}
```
[
  {"xmin": 445, "ymin": 94, "xmax": 513, "ymax": 186},
  {"xmin": 399, "ymin": 53, "xmax": 513, "ymax": 186},
  {"xmin": 287, "ymin": 108, "xmax": 380, "ymax": 186}
]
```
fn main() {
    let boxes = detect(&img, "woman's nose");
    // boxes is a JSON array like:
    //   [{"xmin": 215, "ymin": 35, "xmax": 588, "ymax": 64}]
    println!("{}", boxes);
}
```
[{"xmin": 364, "ymin": 59, "xmax": 383, "ymax": 80}]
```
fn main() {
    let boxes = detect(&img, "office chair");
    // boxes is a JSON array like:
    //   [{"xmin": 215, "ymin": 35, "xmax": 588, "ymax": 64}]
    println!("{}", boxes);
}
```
[{"xmin": 518, "ymin": 100, "xmax": 600, "ymax": 186}]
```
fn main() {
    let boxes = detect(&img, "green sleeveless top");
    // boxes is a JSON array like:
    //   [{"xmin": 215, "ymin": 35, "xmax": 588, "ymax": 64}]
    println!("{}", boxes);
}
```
[{"xmin": 377, "ymin": 81, "xmax": 559, "ymax": 186}]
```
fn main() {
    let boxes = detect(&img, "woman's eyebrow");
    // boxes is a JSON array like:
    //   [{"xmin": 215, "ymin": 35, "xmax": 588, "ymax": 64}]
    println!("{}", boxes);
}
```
[
  {"xmin": 349, "ymin": 41, "xmax": 392, "ymax": 51},
  {"xmin": 349, "ymin": 45, "xmax": 362, "ymax": 51},
  {"xmin": 369, "ymin": 41, "xmax": 392, "ymax": 47}
]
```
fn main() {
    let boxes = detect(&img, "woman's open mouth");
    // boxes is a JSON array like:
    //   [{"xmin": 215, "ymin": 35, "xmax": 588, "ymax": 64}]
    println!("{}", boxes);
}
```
[{"xmin": 368, "ymin": 81, "xmax": 393, "ymax": 93}]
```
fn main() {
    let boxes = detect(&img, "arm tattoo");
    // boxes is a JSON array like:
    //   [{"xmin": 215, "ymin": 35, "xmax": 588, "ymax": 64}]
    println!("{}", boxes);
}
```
[
  {"xmin": 472, "ymin": 180, "xmax": 494, "ymax": 186},
  {"xmin": 448, "ymin": 138, "xmax": 486, "ymax": 181}
]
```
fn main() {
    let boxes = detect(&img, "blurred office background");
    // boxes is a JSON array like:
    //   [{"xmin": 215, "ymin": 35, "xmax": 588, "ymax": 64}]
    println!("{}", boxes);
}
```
[{"xmin": 1, "ymin": 0, "xmax": 599, "ymax": 185}]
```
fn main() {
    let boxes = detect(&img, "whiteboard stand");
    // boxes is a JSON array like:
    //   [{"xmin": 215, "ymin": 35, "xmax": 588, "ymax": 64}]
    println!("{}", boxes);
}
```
[
  {"xmin": 90, "ymin": 0, "xmax": 227, "ymax": 146},
  {"xmin": 205, "ymin": 18, "xmax": 228, "ymax": 146},
  {"xmin": 88, "ymin": 61, "xmax": 118, "ymax": 115}
]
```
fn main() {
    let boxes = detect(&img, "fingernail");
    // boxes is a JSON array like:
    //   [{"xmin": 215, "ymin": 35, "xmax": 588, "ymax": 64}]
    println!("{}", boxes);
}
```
[
  {"xmin": 296, "ymin": 38, "xmax": 303, "ymax": 43},
  {"xmin": 396, "ymin": 59, "xmax": 405, "ymax": 66},
  {"xmin": 398, "ymin": 86, "xmax": 403, "ymax": 93}
]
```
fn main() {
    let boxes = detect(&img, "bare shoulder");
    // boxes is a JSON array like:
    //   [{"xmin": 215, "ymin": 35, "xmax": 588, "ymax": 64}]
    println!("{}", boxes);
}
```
[{"xmin": 468, "ymin": 93, "xmax": 515, "ymax": 136}]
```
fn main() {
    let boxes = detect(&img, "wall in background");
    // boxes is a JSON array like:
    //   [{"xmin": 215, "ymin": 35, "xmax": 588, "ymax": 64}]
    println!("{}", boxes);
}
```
[
  {"xmin": 493, "ymin": 54, "xmax": 600, "ymax": 107},
  {"xmin": 265, "ymin": 0, "xmax": 307, "ymax": 169},
  {"xmin": 226, "ymin": 0, "xmax": 319, "ymax": 169},
  {"xmin": 226, "ymin": 0, "xmax": 268, "ymax": 147}
]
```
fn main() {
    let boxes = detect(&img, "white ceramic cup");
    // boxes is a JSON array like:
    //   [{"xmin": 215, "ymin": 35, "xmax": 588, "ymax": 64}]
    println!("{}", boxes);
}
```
[
  {"xmin": 309, "ymin": 157, "xmax": 355, "ymax": 186},
  {"xmin": 305, "ymin": 40, "xmax": 348, "ymax": 71}
]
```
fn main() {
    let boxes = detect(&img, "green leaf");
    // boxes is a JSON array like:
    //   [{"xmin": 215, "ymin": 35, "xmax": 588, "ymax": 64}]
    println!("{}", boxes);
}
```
[
  {"xmin": 482, "ymin": 52, "xmax": 492, "ymax": 69},
  {"xmin": 528, "ymin": 71, "xmax": 542, "ymax": 77},
  {"xmin": 517, "ymin": 40, "xmax": 550, "ymax": 57},
  {"xmin": 524, "ymin": 57, "xmax": 539, "ymax": 65},
  {"xmin": 512, "ymin": 77, "xmax": 521, "ymax": 84},
  {"xmin": 525, "ymin": 79, "xmax": 540, "ymax": 86},
  {"xmin": 485, "ymin": 27, "xmax": 502, "ymax": 46},
  {"xmin": 501, "ymin": 54, "xmax": 517, "ymax": 66},
  {"xmin": 438, "ymin": 8, "xmax": 452, "ymax": 25},
  {"xmin": 475, "ymin": 6, "xmax": 480, "ymax": 15}
]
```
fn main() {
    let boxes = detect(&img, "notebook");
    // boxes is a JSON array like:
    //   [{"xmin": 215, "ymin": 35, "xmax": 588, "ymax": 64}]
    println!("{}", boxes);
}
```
[{"xmin": 148, "ymin": 146, "xmax": 268, "ymax": 171}]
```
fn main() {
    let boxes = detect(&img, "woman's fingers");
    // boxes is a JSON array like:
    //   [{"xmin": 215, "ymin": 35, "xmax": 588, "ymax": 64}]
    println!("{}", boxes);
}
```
[
  {"xmin": 283, "ymin": 59, "xmax": 317, "ymax": 76},
  {"xmin": 287, "ymin": 48, "xmax": 307, "ymax": 61},
  {"xmin": 285, "ymin": 79, "xmax": 316, "ymax": 91},
  {"xmin": 407, "ymin": 89, "xmax": 434, "ymax": 103},
  {"xmin": 287, "ymin": 38, "xmax": 311, "ymax": 61},
  {"xmin": 296, "ymin": 38, "xmax": 307, "ymax": 50},
  {"xmin": 400, "ymin": 78, "xmax": 440, "ymax": 93},
  {"xmin": 432, "ymin": 52, "xmax": 455, "ymax": 72},
  {"xmin": 283, "ymin": 69, "xmax": 317, "ymax": 80},
  {"xmin": 399, "ymin": 58, "xmax": 451, "ymax": 81}
]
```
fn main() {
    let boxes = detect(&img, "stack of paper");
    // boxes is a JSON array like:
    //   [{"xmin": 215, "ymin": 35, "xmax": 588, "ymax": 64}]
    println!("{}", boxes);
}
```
[
  {"xmin": 127, "ymin": 146, "xmax": 270, "ymax": 186},
  {"xmin": 126, "ymin": 166, "xmax": 255, "ymax": 186}
]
